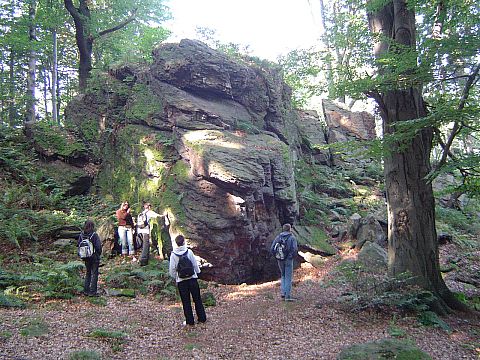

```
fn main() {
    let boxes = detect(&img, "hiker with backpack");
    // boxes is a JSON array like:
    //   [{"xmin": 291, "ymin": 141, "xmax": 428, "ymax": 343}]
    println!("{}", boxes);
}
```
[
  {"xmin": 77, "ymin": 220, "xmax": 102, "ymax": 296},
  {"xmin": 115, "ymin": 201, "xmax": 136, "ymax": 261},
  {"xmin": 270, "ymin": 223, "xmax": 298, "ymax": 301},
  {"xmin": 169, "ymin": 235, "xmax": 207, "ymax": 326},
  {"xmin": 137, "ymin": 201, "xmax": 169, "ymax": 266}
]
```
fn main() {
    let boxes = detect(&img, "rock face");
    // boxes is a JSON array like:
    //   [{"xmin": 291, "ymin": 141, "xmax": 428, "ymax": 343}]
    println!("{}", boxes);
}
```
[{"xmin": 63, "ymin": 39, "xmax": 376, "ymax": 284}]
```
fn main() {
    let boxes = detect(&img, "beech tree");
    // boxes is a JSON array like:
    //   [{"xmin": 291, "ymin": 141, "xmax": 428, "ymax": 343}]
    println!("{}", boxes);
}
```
[
  {"xmin": 325, "ymin": 0, "xmax": 479, "ymax": 313},
  {"xmin": 63, "ymin": 0, "xmax": 170, "ymax": 91}
]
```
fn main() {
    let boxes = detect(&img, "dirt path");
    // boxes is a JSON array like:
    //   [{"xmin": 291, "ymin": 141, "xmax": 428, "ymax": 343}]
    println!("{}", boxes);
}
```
[{"xmin": 1, "ymin": 263, "xmax": 478, "ymax": 359}]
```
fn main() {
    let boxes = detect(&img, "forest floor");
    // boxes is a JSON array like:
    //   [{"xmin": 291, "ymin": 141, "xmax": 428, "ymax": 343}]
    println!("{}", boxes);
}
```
[{"xmin": 1, "ymin": 253, "xmax": 479, "ymax": 360}]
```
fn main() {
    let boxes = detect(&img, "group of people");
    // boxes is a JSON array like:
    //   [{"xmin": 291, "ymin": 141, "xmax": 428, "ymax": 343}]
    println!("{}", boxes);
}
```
[
  {"xmin": 115, "ymin": 200, "xmax": 169, "ymax": 265},
  {"xmin": 78, "ymin": 203, "xmax": 298, "ymax": 325}
]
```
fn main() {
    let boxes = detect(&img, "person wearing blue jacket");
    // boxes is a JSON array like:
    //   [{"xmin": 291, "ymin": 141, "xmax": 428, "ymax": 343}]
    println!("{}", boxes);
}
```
[
  {"xmin": 77, "ymin": 220, "xmax": 102, "ymax": 297},
  {"xmin": 169, "ymin": 235, "xmax": 207, "ymax": 326},
  {"xmin": 270, "ymin": 223, "xmax": 298, "ymax": 301}
]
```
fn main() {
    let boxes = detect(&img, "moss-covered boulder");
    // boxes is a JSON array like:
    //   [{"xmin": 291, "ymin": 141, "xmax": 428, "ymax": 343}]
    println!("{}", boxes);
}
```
[{"xmin": 294, "ymin": 225, "xmax": 337, "ymax": 256}]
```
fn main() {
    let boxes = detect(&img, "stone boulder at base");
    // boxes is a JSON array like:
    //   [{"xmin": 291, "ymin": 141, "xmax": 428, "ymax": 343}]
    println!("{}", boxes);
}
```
[{"xmin": 357, "ymin": 242, "xmax": 387, "ymax": 269}]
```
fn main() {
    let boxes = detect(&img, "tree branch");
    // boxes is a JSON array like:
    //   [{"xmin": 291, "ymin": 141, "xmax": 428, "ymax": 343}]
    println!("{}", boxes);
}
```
[
  {"xmin": 435, "ymin": 62, "xmax": 480, "ymax": 170},
  {"xmin": 95, "ymin": 8, "xmax": 138, "ymax": 39}
]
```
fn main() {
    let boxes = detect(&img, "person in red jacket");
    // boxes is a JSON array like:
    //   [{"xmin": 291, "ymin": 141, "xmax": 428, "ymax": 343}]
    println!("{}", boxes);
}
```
[{"xmin": 115, "ymin": 201, "xmax": 135, "ymax": 259}]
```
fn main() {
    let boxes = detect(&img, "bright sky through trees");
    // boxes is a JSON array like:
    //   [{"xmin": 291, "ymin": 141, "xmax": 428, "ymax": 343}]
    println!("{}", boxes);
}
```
[{"xmin": 165, "ymin": 0, "xmax": 323, "ymax": 60}]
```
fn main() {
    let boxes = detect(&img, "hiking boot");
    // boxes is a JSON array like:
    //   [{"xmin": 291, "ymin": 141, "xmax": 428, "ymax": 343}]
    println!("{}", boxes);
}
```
[
  {"xmin": 285, "ymin": 297, "xmax": 297, "ymax": 302},
  {"xmin": 88, "ymin": 292, "xmax": 100, "ymax": 297}
]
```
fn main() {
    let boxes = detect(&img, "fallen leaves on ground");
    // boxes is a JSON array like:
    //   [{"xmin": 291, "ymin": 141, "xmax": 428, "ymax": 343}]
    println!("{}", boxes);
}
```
[{"xmin": 0, "ymin": 261, "xmax": 479, "ymax": 360}]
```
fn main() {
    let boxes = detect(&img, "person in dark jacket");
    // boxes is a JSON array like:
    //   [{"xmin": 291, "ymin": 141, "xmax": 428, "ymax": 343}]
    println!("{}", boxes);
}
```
[
  {"xmin": 78, "ymin": 220, "xmax": 102, "ymax": 296},
  {"xmin": 169, "ymin": 235, "xmax": 206, "ymax": 326},
  {"xmin": 270, "ymin": 223, "xmax": 298, "ymax": 301}
]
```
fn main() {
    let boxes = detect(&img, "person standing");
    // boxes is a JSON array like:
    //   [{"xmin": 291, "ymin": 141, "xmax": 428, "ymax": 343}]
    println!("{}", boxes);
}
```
[
  {"xmin": 270, "ymin": 223, "xmax": 298, "ymax": 301},
  {"xmin": 137, "ymin": 202, "xmax": 169, "ymax": 266},
  {"xmin": 115, "ymin": 201, "xmax": 135, "ymax": 260},
  {"xmin": 78, "ymin": 220, "xmax": 102, "ymax": 296},
  {"xmin": 169, "ymin": 235, "xmax": 207, "ymax": 326}
]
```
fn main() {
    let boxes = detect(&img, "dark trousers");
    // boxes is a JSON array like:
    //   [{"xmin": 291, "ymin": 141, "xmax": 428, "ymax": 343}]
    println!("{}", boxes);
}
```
[
  {"xmin": 177, "ymin": 278, "xmax": 207, "ymax": 325},
  {"xmin": 84, "ymin": 258, "xmax": 99, "ymax": 294},
  {"xmin": 139, "ymin": 233, "xmax": 150, "ymax": 265}
]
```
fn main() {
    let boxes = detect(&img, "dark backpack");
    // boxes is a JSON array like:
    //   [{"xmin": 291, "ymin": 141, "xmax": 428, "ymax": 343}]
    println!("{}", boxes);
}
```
[
  {"xmin": 273, "ymin": 235, "xmax": 289, "ymax": 260},
  {"xmin": 78, "ymin": 233, "xmax": 95, "ymax": 259},
  {"xmin": 137, "ymin": 212, "xmax": 148, "ymax": 229},
  {"xmin": 175, "ymin": 251, "xmax": 195, "ymax": 278}
]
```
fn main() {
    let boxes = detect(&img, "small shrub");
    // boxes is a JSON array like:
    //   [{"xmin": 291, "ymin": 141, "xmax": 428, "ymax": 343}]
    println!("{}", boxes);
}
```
[
  {"xmin": 68, "ymin": 350, "xmax": 102, "ymax": 360},
  {"xmin": 39, "ymin": 261, "xmax": 84, "ymax": 299},
  {"xmin": 202, "ymin": 292, "xmax": 216, "ymax": 307},
  {"xmin": 0, "ymin": 293, "xmax": 26, "ymax": 308},
  {"xmin": 418, "ymin": 311, "xmax": 451, "ymax": 332}
]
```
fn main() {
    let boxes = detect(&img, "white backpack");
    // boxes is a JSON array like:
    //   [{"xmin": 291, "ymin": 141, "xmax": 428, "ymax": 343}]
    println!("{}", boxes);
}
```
[{"xmin": 78, "ymin": 233, "xmax": 95, "ymax": 259}]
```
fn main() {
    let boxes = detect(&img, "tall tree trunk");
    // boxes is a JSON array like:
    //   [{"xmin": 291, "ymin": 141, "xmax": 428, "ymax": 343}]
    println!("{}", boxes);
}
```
[
  {"xmin": 52, "ymin": 28, "xmax": 58, "ymax": 125},
  {"xmin": 8, "ymin": 48, "xmax": 15, "ymax": 126},
  {"xmin": 25, "ymin": 0, "xmax": 37, "ymax": 125},
  {"xmin": 1, "ymin": 57, "xmax": 5, "ymax": 124},
  {"xmin": 368, "ymin": 0, "xmax": 467, "ymax": 314},
  {"xmin": 43, "ymin": 66, "xmax": 49, "ymax": 119}
]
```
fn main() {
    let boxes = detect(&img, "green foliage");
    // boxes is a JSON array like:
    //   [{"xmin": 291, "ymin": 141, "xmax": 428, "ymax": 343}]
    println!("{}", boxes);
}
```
[
  {"xmin": 31, "ymin": 122, "xmax": 86, "ymax": 157},
  {"xmin": 38, "ymin": 261, "xmax": 84, "ymax": 299},
  {"xmin": 103, "ymin": 259, "xmax": 176, "ymax": 300},
  {"xmin": 125, "ymin": 84, "xmax": 163, "ymax": 121},
  {"xmin": 436, "ymin": 206, "xmax": 480, "ymax": 248},
  {"xmin": 1, "ymin": 260, "xmax": 84, "ymax": 301},
  {"xmin": 278, "ymin": 48, "xmax": 323, "ymax": 108},
  {"xmin": 0, "ymin": 293, "xmax": 26, "ymax": 308},
  {"xmin": 68, "ymin": 350, "xmax": 102, "ymax": 360},
  {"xmin": 202, "ymin": 291, "xmax": 216, "ymax": 307},
  {"xmin": 334, "ymin": 261, "xmax": 437, "ymax": 313},
  {"xmin": 89, "ymin": 328, "xmax": 127, "ymax": 340},
  {"xmin": 20, "ymin": 318, "xmax": 49, "ymax": 337},
  {"xmin": 417, "ymin": 311, "xmax": 452, "ymax": 332},
  {"xmin": 88, "ymin": 328, "xmax": 127, "ymax": 352},
  {"xmin": 87, "ymin": 296, "xmax": 107, "ymax": 306}
]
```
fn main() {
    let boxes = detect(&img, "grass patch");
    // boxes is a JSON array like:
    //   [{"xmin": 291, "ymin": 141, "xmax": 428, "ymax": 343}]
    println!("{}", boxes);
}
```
[
  {"xmin": 0, "ymin": 330, "xmax": 13, "ymax": 339},
  {"xmin": 184, "ymin": 343, "xmax": 200, "ymax": 351},
  {"xmin": 68, "ymin": 350, "xmax": 102, "ymax": 360},
  {"xmin": 20, "ymin": 318, "xmax": 49, "ymax": 337},
  {"xmin": 89, "ymin": 328, "xmax": 127, "ymax": 339},
  {"xmin": 87, "ymin": 296, "xmax": 107, "ymax": 306},
  {"xmin": 88, "ymin": 328, "xmax": 128, "ymax": 352}
]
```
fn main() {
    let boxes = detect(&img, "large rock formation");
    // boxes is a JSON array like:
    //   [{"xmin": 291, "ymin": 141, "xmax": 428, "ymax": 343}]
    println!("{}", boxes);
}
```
[{"xmin": 62, "ymin": 39, "xmax": 375, "ymax": 284}]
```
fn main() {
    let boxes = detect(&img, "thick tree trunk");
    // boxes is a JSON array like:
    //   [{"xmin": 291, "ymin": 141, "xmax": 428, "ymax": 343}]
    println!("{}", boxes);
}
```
[
  {"xmin": 64, "ymin": 0, "xmax": 137, "ymax": 92},
  {"xmin": 64, "ymin": 0, "xmax": 93, "ymax": 91},
  {"xmin": 368, "ymin": 0, "xmax": 467, "ymax": 314}
]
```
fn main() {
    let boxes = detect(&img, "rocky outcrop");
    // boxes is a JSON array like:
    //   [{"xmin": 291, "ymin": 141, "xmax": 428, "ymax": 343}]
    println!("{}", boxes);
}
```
[{"xmin": 63, "ymin": 39, "xmax": 376, "ymax": 284}]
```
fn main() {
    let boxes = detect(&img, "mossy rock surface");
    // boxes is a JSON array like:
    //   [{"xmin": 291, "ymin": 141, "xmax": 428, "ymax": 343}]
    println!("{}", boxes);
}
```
[
  {"xmin": 294, "ymin": 226, "xmax": 336, "ymax": 255},
  {"xmin": 337, "ymin": 338, "xmax": 431, "ymax": 360}
]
